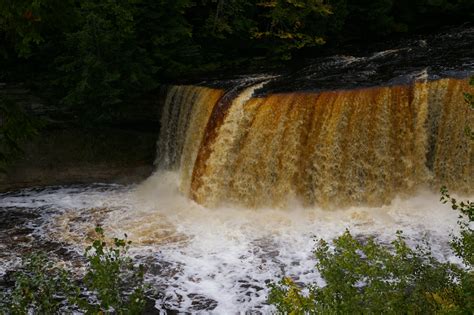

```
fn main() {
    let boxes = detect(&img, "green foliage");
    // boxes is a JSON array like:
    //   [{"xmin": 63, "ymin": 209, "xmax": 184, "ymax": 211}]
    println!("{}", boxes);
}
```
[
  {"xmin": 191, "ymin": 0, "xmax": 257, "ymax": 69},
  {"xmin": 200, "ymin": 0, "xmax": 254, "ymax": 40},
  {"xmin": 75, "ymin": 226, "xmax": 147, "ymax": 314},
  {"xmin": 0, "ymin": 0, "xmax": 43, "ymax": 58},
  {"xmin": 268, "ymin": 277, "xmax": 317, "ymax": 314},
  {"xmin": 0, "ymin": 253, "xmax": 75, "ymax": 314},
  {"xmin": 440, "ymin": 188, "xmax": 474, "ymax": 312},
  {"xmin": 55, "ymin": 0, "xmax": 156, "ymax": 122},
  {"xmin": 441, "ymin": 189, "xmax": 474, "ymax": 267},
  {"xmin": 0, "ymin": 97, "xmax": 38, "ymax": 172},
  {"xmin": 269, "ymin": 231, "xmax": 468, "ymax": 314},
  {"xmin": 0, "ymin": 0, "xmax": 76, "ymax": 58},
  {"xmin": 441, "ymin": 186, "xmax": 474, "ymax": 222},
  {"xmin": 133, "ymin": 0, "xmax": 195, "ymax": 77},
  {"xmin": 0, "ymin": 227, "xmax": 147, "ymax": 314},
  {"xmin": 253, "ymin": 0, "xmax": 333, "ymax": 60},
  {"xmin": 1, "ymin": 0, "xmax": 473, "ymax": 122}
]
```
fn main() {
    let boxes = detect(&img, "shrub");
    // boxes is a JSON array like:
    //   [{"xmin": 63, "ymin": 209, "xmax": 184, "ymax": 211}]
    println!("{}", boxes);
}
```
[
  {"xmin": 0, "ymin": 252, "xmax": 75, "ymax": 314},
  {"xmin": 269, "ymin": 230, "xmax": 469, "ymax": 314},
  {"xmin": 74, "ymin": 226, "xmax": 147, "ymax": 314},
  {"xmin": 0, "ymin": 226, "xmax": 146, "ymax": 314}
]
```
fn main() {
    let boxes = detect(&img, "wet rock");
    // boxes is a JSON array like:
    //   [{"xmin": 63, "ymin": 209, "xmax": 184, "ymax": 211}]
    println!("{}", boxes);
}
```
[
  {"xmin": 0, "ymin": 207, "xmax": 38, "ymax": 229},
  {"xmin": 187, "ymin": 293, "xmax": 218, "ymax": 311},
  {"xmin": 182, "ymin": 25, "xmax": 474, "ymax": 95}
]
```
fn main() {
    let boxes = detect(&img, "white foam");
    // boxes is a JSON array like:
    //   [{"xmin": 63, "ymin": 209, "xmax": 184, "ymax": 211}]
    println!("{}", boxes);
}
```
[{"xmin": 0, "ymin": 173, "xmax": 465, "ymax": 313}]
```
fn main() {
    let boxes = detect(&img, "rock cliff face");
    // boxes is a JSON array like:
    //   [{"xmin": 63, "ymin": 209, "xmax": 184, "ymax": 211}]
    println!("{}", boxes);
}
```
[
  {"xmin": 0, "ymin": 83, "xmax": 162, "ymax": 192},
  {"xmin": 0, "ymin": 128, "xmax": 156, "ymax": 191}
]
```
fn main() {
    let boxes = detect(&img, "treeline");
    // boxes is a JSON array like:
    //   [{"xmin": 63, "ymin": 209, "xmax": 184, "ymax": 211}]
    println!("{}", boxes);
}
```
[{"xmin": 1, "ymin": 0, "xmax": 473, "ymax": 120}]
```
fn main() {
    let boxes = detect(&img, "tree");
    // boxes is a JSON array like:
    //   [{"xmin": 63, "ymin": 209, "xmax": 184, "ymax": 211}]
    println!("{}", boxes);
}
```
[
  {"xmin": 54, "ymin": 0, "xmax": 156, "ymax": 122},
  {"xmin": 252, "ymin": 0, "xmax": 334, "ymax": 60}
]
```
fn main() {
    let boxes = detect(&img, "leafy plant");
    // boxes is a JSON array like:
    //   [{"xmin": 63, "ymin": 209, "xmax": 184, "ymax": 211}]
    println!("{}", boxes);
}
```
[
  {"xmin": 269, "ymin": 230, "xmax": 467, "ymax": 314},
  {"xmin": 441, "ymin": 186, "xmax": 473, "ymax": 223},
  {"xmin": 0, "ymin": 253, "xmax": 75, "ymax": 314},
  {"xmin": 0, "ymin": 0, "xmax": 64, "ymax": 58},
  {"xmin": 74, "ymin": 226, "xmax": 147, "ymax": 314},
  {"xmin": 54, "ymin": 0, "xmax": 156, "ymax": 122},
  {"xmin": 253, "ymin": 0, "xmax": 333, "ymax": 60},
  {"xmin": 0, "ymin": 227, "xmax": 147, "ymax": 314}
]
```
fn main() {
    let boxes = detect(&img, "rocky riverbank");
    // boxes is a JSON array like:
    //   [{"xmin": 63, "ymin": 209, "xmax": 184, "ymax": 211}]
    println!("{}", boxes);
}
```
[{"xmin": 0, "ymin": 83, "xmax": 162, "ymax": 192}]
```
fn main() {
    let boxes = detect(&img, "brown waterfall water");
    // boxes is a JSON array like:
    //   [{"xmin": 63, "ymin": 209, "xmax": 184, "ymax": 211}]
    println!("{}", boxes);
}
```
[{"xmin": 157, "ymin": 78, "xmax": 473, "ymax": 209}]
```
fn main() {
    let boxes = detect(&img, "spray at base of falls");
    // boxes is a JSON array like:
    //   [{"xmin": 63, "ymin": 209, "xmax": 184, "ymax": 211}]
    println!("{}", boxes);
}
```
[
  {"xmin": 157, "ymin": 77, "xmax": 473, "ymax": 208},
  {"xmin": 0, "ymin": 175, "xmax": 464, "ymax": 312}
]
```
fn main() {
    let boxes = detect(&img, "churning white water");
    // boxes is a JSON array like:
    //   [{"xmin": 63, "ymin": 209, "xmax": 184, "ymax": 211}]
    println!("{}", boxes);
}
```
[{"xmin": 0, "ymin": 171, "xmax": 464, "ymax": 313}]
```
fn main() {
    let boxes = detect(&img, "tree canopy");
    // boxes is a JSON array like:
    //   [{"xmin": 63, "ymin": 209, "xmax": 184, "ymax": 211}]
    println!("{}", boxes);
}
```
[{"xmin": 1, "ymin": 0, "xmax": 472, "ymax": 121}]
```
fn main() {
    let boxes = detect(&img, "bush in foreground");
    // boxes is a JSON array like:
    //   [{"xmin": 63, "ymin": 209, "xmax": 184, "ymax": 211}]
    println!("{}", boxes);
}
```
[
  {"xmin": 271, "ymin": 144, "xmax": 474, "ymax": 314},
  {"xmin": 269, "ymin": 192, "xmax": 473, "ymax": 314},
  {"xmin": 0, "ymin": 227, "xmax": 146, "ymax": 314},
  {"xmin": 269, "ymin": 230, "xmax": 471, "ymax": 314}
]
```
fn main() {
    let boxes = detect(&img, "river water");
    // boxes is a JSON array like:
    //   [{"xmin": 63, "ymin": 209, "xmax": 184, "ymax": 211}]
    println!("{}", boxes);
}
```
[{"xmin": 0, "ymin": 171, "xmax": 463, "ymax": 313}]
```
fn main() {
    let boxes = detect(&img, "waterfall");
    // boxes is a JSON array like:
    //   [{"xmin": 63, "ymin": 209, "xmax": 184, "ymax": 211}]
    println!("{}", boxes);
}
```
[
  {"xmin": 156, "ymin": 78, "xmax": 473, "ymax": 208},
  {"xmin": 155, "ymin": 85, "xmax": 224, "ymax": 170}
]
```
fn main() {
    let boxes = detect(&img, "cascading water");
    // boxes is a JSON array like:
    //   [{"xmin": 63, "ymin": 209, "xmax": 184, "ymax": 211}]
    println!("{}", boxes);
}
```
[
  {"xmin": 156, "ymin": 85, "xmax": 224, "ymax": 170},
  {"xmin": 156, "ymin": 78, "xmax": 472, "ymax": 209}
]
